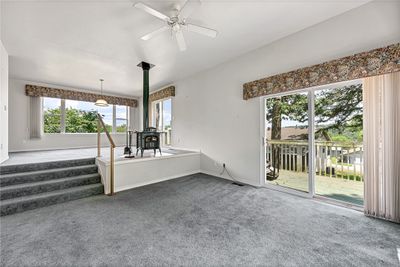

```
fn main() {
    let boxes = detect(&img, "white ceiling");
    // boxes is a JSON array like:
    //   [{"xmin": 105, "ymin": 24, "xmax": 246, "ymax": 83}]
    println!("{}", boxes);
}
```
[{"xmin": 1, "ymin": 0, "xmax": 369, "ymax": 97}]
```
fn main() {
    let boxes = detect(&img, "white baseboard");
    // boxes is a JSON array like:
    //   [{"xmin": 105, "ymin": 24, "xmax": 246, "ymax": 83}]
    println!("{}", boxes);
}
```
[
  {"xmin": 200, "ymin": 170, "xmax": 261, "ymax": 188},
  {"xmin": 103, "ymin": 169, "xmax": 261, "ymax": 195}
]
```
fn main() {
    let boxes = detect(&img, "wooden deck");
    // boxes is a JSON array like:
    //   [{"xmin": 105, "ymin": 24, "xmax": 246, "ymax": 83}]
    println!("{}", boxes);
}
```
[{"xmin": 268, "ymin": 170, "xmax": 363, "ymax": 206}]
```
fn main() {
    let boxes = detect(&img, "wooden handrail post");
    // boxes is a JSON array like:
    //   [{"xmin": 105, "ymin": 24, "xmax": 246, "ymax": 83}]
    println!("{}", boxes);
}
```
[
  {"xmin": 97, "ymin": 120, "xmax": 101, "ymax": 157},
  {"xmin": 109, "ymin": 146, "xmax": 115, "ymax": 196},
  {"xmin": 97, "ymin": 113, "xmax": 116, "ymax": 196}
]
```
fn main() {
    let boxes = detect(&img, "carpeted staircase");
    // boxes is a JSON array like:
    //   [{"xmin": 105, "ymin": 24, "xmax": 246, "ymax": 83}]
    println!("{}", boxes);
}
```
[{"xmin": 0, "ymin": 158, "xmax": 104, "ymax": 216}]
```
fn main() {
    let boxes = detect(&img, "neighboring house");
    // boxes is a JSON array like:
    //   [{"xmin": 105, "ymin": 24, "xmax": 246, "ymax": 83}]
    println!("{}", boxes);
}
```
[{"xmin": 266, "ymin": 126, "xmax": 330, "ymax": 141}]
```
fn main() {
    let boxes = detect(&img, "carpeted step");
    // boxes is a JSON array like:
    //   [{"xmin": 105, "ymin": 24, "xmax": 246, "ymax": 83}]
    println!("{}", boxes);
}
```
[
  {"xmin": 0, "ymin": 173, "xmax": 101, "ymax": 200},
  {"xmin": 0, "ymin": 184, "xmax": 104, "ymax": 216},
  {"xmin": 0, "ymin": 158, "xmax": 96, "ymax": 175},
  {"xmin": 0, "ymin": 165, "xmax": 98, "ymax": 187}
]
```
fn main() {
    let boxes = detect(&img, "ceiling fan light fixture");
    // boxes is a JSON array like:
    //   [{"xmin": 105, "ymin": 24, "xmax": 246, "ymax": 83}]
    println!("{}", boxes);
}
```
[
  {"xmin": 172, "ymin": 23, "xmax": 180, "ymax": 32},
  {"xmin": 134, "ymin": 0, "xmax": 217, "ymax": 51},
  {"xmin": 95, "ymin": 79, "xmax": 109, "ymax": 107}
]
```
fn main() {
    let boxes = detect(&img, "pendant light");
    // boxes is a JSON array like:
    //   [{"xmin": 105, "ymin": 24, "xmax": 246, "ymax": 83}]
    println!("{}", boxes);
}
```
[{"xmin": 95, "ymin": 79, "xmax": 109, "ymax": 107}]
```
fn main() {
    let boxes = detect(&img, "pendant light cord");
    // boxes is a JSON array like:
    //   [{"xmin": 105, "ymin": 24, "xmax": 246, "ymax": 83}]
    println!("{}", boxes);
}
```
[{"xmin": 100, "ymin": 79, "xmax": 104, "ymax": 96}]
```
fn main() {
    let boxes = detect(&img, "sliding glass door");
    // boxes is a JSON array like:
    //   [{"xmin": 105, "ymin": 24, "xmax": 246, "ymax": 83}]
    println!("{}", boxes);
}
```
[
  {"xmin": 265, "ymin": 92, "xmax": 309, "ymax": 193},
  {"xmin": 314, "ymin": 84, "xmax": 363, "ymax": 205},
  {"xmin": 264, "ymin": 81, "xmax": 364, "ymax": 206}
]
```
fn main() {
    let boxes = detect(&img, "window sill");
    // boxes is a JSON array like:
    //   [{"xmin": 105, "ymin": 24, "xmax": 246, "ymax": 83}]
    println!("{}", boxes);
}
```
[{"xmin": 43, "ymin": 133, "xmax": 127, "ymax": 135}]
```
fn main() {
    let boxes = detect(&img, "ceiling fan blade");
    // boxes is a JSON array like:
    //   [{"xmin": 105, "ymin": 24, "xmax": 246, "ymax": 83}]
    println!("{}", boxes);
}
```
[
  {"xmin": 141, "ymin": 26, "xmax": 170, "ymax": 41},
  {"xmin": 134, "ymin": 2, "xmax": 170, "ymax": 22},
  {"xmin": 179, "ymin": 0, "xmax": 201, "ymax": 19},
  {"xmin": 175, "ymin": 31, "xmax": 187, "ymax": 51},
  {"xmin": 187, "ymin": 23, "xmax": 218, "ymax": 38}
]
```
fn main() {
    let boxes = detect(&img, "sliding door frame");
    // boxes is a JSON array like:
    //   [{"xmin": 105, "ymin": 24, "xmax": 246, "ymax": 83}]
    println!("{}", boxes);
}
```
[
  {"xmin": 260, "ymin": 88, "xmax": 313, "ymax": 198},
  {"xmin": 260, "ymin": 79, "xmax": 362, "ymax": 200}
]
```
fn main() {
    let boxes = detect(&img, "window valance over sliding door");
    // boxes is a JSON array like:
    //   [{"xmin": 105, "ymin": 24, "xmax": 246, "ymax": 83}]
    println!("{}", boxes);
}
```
[{"xmin": 243, "ymin": 43, "xmax": 400, "ymax": 99}]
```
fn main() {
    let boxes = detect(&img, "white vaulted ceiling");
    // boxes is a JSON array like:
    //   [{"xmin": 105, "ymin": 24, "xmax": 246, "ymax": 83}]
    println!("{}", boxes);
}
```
[{"xmin": 1, "ymin": 0, "xmax": 370, "ymax": 96}]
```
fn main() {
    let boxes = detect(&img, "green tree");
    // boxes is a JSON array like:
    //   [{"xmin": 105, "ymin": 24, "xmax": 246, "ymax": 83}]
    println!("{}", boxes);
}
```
[
  {"xmin": 314, "ymin": 84, "xmax": 362, "ymax": 137},
  {"xmin": 116, "ymin": 124, "xmax": 127, "ymax": 133},
  {"xmin": 65, "ymin": 108, "xmax": 98, "ymax": 133},
  {"xmin": 43, "ymin": 108, "xmax": 61, "ymax": 133},
  {"xmin": 44, "ymin": 108, "xmax": 113, "ymax": 133},
  {"xmin": 266, "ymin": 84, "xmax": 362, "ymax": 140}
]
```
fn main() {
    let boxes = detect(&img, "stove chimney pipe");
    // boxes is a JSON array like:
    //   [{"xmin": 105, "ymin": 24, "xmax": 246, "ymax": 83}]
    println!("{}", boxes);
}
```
[{"xmin": 137, "ymin": 61, "xmax": 154, "ymax": 130}]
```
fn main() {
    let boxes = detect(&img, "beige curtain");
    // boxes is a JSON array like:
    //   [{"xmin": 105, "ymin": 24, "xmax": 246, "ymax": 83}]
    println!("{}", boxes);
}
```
[
  {"xmin": 29, "ymin": 96, "xmax": 42, "ymax": 139},
  {"xmin": 363, "ymin": 71, "xmax": 400, "ymax": 223}
]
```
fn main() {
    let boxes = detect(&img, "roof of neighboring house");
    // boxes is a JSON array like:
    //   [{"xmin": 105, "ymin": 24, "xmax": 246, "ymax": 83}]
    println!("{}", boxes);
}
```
[{"xmin": 266, "ymin": 126, "xmax": 329, "ymax": 141}]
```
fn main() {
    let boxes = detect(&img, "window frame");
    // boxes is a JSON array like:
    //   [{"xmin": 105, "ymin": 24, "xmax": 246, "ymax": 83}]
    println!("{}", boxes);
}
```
[
  {"xmin": 151, "ymin": 97, "xmax": 173, "ymax": 146},
  {"xmin": 42, "ymin": 97, "xmax": 131, "ymax": 135}
]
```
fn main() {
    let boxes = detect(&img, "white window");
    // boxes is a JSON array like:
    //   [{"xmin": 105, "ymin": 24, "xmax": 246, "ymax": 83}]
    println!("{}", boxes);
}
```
[
  {"xmin": 43, "ymin": 97, "xmax": 61, "ymax": 133},
  {"xmin": 43, "ymin": 98, "xmax": 130, "ymax": 134},
  {"xmin": 151, "ymin": 98, "xmax": 172, "ymax": 146},
  {"xmin": 115, "ymin": 105, "xmax": 128, "ymax": 133}
]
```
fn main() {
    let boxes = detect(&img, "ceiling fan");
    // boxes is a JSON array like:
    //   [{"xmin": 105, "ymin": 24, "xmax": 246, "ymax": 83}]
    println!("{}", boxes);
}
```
[{"xmin": 134, "ymin": 0, "xmax": 218, "ymax": 51}]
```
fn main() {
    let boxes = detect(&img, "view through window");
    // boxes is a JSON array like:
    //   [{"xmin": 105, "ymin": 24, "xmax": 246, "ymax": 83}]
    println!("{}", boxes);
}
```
[
  {"xmin": 43, "ymin": 97, "xmax": 61, "ymax": 133},
  {"xmin": 115, "ymin": 105, "xmax": 128, "ymax": 133},
  {"xmin": 314, "ymin": 84, "xmax": 363, "ymax": 205},
  {"xmin": 152, "ymin": 98, "xmax": 172, "ymax": 146},
  {"xmin": 43, "ymin": 97, "xmax": 128, "ymax": 134},
  {"xmin": 266, "ymin": 92, "xmax": 309, "ymax": 192},
  {"xmin": 65, "ymin": 100, "xmax": 112, "ymax": 133}
]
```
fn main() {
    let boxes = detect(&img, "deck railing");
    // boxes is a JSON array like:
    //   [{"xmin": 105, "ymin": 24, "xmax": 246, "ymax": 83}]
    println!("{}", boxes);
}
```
[
  {"xmin": 266, "ymin": 140, "xmax": 363, "ymax": 181},
  {"xmin": 97, "ymin": 113, "xmax": 116, "ymax": 195}
]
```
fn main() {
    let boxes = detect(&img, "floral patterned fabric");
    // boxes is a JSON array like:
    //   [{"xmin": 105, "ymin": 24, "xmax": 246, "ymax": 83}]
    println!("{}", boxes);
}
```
[
  {"xmin": 149, "ymin": 86, "xmax": 175, "ymax": 102},
  {"xmin": 243, "ymin": 43, "xmax": 400, "ymax": 100},
  {"xmin": 25, "ymin": 84, "xmax": 138, "ymax": 107}
]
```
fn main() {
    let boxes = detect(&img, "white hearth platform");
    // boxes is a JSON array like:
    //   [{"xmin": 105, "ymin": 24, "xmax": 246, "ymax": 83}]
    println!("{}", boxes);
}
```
[{"xmin": 96, "ymin": 147, "xmax": 201, "ymax": 194}]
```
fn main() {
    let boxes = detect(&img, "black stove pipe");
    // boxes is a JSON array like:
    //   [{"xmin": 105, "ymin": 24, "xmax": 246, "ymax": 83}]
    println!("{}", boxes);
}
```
[{"xmin": 137, "ymin": 61, "xmax": 154, "ymax": 130}]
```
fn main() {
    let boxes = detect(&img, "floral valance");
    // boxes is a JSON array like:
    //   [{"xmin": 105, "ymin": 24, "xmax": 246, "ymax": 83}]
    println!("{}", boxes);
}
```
[
  {"xmin": 149, "ymin": 86, "xmax": 175, "ymax": 102},
  {"xmin": 25, "ymin": 84, "xmax": 138, "ymax": 107},
  {"xmin": 243, "ymin": 43, "xmax": 400, "ymax": 100}
]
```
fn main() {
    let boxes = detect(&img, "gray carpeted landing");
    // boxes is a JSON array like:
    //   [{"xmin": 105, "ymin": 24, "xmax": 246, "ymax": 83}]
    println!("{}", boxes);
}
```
[{"xmin": 1, "ymin": 173, "xmax": 399, "ymax": 266}]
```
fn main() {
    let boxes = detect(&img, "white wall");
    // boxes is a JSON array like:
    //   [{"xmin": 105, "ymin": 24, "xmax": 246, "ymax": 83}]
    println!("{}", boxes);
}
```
[
  {"xmin": 0, "ymin": 41, "xmax": 9, "ymax": 162},
  {"xmin": 171, "ymin": 1, "xmax": 400, "ymax": 186},
  {"xmin": 8, "ymin": 78, "xmax": 140, "ymax": 151},
  {"xmin": 97, "ymin": 152, "xmax": 201, "ymax": 194}
]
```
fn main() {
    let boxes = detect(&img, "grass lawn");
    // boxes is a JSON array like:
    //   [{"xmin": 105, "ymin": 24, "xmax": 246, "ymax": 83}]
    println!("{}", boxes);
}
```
[{"xmin": 268, "ymin": 170, "xmax": 363, "ymax": 206}]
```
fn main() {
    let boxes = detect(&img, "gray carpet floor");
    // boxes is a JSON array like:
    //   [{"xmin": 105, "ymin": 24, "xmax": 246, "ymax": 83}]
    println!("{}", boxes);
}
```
[{"xmin": 1, "ymin": 173, "xmax": 399, "ymax": 266}]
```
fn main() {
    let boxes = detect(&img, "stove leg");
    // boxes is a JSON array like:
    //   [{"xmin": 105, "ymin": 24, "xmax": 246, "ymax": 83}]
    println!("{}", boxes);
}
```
[
  {"xmin": 136, "ymin": 148, "xmax": 139, "ymax": 156},
  {"xmin": 153, "ymin": 149, "xmax": 156, "ymax": 156},
  {"xmin": 141, "ymin": 149, "xmax": 144, "ymax": 158},
  {"xmin": 159, "ymin": 148, "xmax": 162, "ymax": 155}
]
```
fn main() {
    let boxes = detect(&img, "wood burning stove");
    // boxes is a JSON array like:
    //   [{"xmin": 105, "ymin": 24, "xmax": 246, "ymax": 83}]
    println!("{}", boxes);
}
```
[
  {"xmin": 136, "ymin": 61, "xmax": 162, "ymax": 157},
  {"xmin": 136, "ymin": 127, "xmax": 161, "ymax": 157}
]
